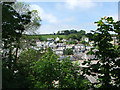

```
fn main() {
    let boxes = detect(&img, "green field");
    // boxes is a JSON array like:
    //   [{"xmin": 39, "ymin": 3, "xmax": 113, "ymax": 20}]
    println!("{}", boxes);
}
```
[
  {"xmin": 42, "ymin": 35, "xmax": 66, "ymax": 40},
  {"xmin": 24, "ymin": 34, "xmax": 67, "ymax": 41}
]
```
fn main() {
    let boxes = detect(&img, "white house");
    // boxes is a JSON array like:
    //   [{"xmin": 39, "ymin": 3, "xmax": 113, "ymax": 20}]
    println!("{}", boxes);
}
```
[
  {"xmin": 66, "ymin": 44, "xmax": 75, "ymax": 49},
  {"xmin": 82, "ymin": 36, "xmax": 89, "ymax": 42},
  {"xmin": 54, "ymin": 48, "xmax": 64, "ymax": 55},
  {"xmin": 36, "ymin": 41, "xmax": 41, "ymax": 47},
  {"xmin": 47, "ymin": 38, "xmax": 54, "ymax": 41},
  {"xmin": 86, "ymin": 46, "xmax": 93, "ymax": 51},
  {"xmin": 55, "ymin": 37, "xmax": 60, "ymax": 41},
  {"xmin": 89, "ymin": 41, "xmax": 94, "ymax": 46},
  {"xmin": 74, "ymin": 44, "xmax": 85, "ymax": 51},
  {"xmin": 62, "ymin": 39, "xmax": 67, "ymax": 42}
]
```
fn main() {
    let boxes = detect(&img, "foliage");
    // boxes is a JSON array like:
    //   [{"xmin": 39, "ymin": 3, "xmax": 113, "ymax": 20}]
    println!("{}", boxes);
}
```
[
  {"xmin": 24, "ymin": 30, "xmax": 86, "ymax": 41},
  {"xmin": 67, "ymin": 34, "xmax": 77, "ymax": 40},
  {"xmin": 57, "ymin": 30, "xmax": 86, "ymax": 35},
  {"xmin": 73, "ymin": 40, "xmax": 78, "ymax": 44},
  {"xmin": 18, "ymin": 48, "xmax": 43, "ymax": 87},
  {"xmin": 78, "ymin": 30, "xmax": 86, "ymax": 35},
  {"xmin": 66, "ymin": 40, "xmax": 77, "ymax": 45},
  {"xmin": 80, "ymin": 41, "xmax": 86, "ymax": 44},
  {"xmin": 57, "ymin": 40, "xmax": 63, "ymax": 43},
  {"xmin": 13, "ymin": 2, "xmax": 41, "ymax": 34},
  {"xmin": 65, "ymin": 48, "xmax": 73, "ymax": 55},
  {"xmin": 29, "ymin": 48, "xmax": 60, "ymax": 88},
  {"xmin": 76, "ymin": 33, "xmax": 82, "ymax": 41},
  {"xmin": 29, "ymin": 48, "xmax": 89, "ymax": 89},
  {"xmin": 82, "ymin": 17, "xmax": 120, "ymax": 89},
  {"xmin": 2, "ymin": 1, "xmax": 41, "ymax": 89},
  {"xmin": 2, "ymin": 48, "xmax": 44, "ymax": 89},
  {"xmin": 86, "ymin": 32, "xmax": 94, "ymax": 41},
  {"xmin": 66, "ymin": 31, "xmax": 85, "ymax": 41},
  {"xmin": 2, "ymin": 63, "xmax": 19, "ymax": 88},
  {"xmin": 80, "ymin": 41, "xmax": 90, "ymax": 46},
  {"xmin": 59, "ymin": 58, "xmax": 89, "ymax": 89},
  {"xmin": 2, "ymin": 2, "xmax": 31, "ymax": 70},
  {"xmin": 60, "ymin": 37, "xmax": 63, "ymax": 40}
]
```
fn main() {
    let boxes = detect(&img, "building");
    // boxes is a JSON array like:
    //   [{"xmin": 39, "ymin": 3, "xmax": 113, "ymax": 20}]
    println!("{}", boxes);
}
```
[
  {"xmin": 47, "ymin": 38, "xmax": 54, "ymax": 42},
  {"xmin": 55, "ymin": 37, "xmax": 60, "ymax": 41},
  {"xmin": 82, "ymin": 36, "xmax": 89, "ymax": 42}
]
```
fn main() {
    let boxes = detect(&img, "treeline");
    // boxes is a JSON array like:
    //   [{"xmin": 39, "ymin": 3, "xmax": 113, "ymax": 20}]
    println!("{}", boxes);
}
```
[
  {"xmin": 56, "ymin": 30, "xmax": 86, "ymax": 35},
  {"xmin": 56, "ymin": 30, "xmax": 95, "ymax": 41}
]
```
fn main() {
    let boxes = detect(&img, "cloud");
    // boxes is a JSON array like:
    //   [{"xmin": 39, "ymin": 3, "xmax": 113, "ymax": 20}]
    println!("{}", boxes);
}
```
[
  {"xmin": 17, "ymin": 0, "xmax": 120, "ymax": 2},
  {"xmin": 30, "ymin": 4, "xmax": 58, "ymax": 23},
  {"xmin": 65, "ymin": 0, "xmax": 96, "ymax": 10},
  {"xmin": 30, "ymin": 4, "xmax": 75, "ymax": 24}
]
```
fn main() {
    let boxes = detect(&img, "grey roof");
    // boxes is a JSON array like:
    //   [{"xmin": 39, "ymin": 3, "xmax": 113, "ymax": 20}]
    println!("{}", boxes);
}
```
[{"xmin": 58, "ymin": 56, "xmax": 76, "ymax": 61}]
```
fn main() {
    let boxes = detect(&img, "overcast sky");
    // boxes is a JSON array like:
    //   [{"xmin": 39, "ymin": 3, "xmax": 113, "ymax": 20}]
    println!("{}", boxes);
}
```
[{"xmin": 17, "ymin": 0, "xmax": 118, "ymax": 34}]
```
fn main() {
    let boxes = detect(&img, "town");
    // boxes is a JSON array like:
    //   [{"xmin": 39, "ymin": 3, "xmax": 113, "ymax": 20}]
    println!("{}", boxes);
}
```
[
  {"xmin": 27, "ymin": 35, "xmax": 118, "ymax": 61},
  {"xmin": 2, "ymin": 1, "xmax": 120, "ymax": 89}
]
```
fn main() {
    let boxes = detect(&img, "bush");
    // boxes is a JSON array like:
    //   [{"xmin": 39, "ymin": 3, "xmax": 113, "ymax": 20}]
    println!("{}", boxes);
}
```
[
  {"xmin": 29, "ymin": 48, "xmax": 89, "ymax": 89},
  {"xmin": 82, "ymin": 17, "xmax": 120, "ymax": 89},
  {"xmin": 65, "ymin": 48, "xmax": 73, "ymax": 55}
]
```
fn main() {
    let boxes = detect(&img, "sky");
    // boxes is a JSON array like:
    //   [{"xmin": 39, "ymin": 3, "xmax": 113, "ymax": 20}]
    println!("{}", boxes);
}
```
[{"xmin": 17, "ymin": 0, "xmax": 119, "ymax": 34}]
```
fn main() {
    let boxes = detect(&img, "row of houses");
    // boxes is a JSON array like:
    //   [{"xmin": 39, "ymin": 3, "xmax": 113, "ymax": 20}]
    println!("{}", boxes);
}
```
[
  {"xmin": 33, "ymin": 40, "xmax": 96, "ymax": 60},
  {"xmin": 47, "ymin": 36, "xmax": 89, "ymax": 42}
]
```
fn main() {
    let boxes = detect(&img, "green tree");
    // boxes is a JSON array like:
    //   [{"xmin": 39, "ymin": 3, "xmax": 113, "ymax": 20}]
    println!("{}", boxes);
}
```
[
  {"xmin": 59, "ymin": 58, "xmax": 89, "ymax": 89},
  {"xmin": 82, "ymin": 17, "xmax": 120, "ymax": 89},
  {"xmin": 86, "ymin": 32, "xmax": 94, "ymax": 41},
  {"xmin": 2, "ymin": 1, "xmax": 41, "ymax": 88},
  {"xmin": 67, "ymin": 34, "xmax": 77, "ymax": 40},
  {"xmin": 65, "ymin": 48, "xmax": 73, "ymax": 55},
  {"xmin": 29, "ymin": 48, "xmax": 60, "ymax": 88},
  {"xmin": 29, "ymin": 48, "xmax": 89, "ymax": 89},
  {"xmin": 17, "ymin": 48, "xmax": 43, "ymax": 88},
  {"xmin": 76, "ymin": 33, "xmax": 82, "ymax": 41},
  {"xmin": 69, "ymin": 29, "xmax": 77, "ymax": 34},
  {"xmin": 79, "ymin": 30, "xmax": 86, "ymax": 35},
  {"xmin": 2, "ymin": 2, "xmax": 31, "ymax": 70},
  {"xmin": 13, "ymin": 2, "xmax": 41, "ymax": 34},
  {"xmin": 63, "ymin": 30, "xmax": 70, "ymax": 35},
  {"xmin": 57, "ymin": 31, "xmax": 60, "ymax": 35}
]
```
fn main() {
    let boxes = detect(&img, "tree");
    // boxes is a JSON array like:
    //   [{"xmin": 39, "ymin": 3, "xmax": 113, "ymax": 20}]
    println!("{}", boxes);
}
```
[
  {"xmin": 57, "ymin": 31, "xmax": 60, "ymax": 35},
  {"xmin": 29, "ymin": 48, "xmax": 60, "ymax": 88},
  {"xmin": 86, "ymin": 33, "xmax": 94, "ymax": 41},
  {"xmin": 2, "ymin": 2, "xmax": 31, "ymax": 70},
  {"xmin": 76, "ymin": 30, "xmax": 86, "ymax": 41},
  {"xmin": 59, "ymin": 58, "xmax": 89, "ymax": 89},
  {"xmin": 13, "ymin": 2, "xmax": 41, "ymax": 34},
  {"xmin": 79, "ymin": 30, "xmax": 86, "ymax": 35},
  {"xmin": 67, "ymin": 34, "xmax": 77, "ymax": 40},
  {"xmin": 63, "ymin": 30, "xmax": 70, "ymax": 35},
  {"xmin": 17, "ymin": 48, "xmax": 43, "ymax": 88},
  {"xmin": 82, "ymin": 17, "xmax": 120, "ymax": 89},
  {"xmin": 2, "ymin": 2, "xmax": 31, "ymax": 88},
  {"xmin": 69, "ymin": 29, "xmax": 77, "ymax": 34},
  {"xmin": 2, "ymin": 1, "xmax": 41, "ymax": 88},
  {"xmin": 2, "ymin": 1, "xmax": 41, "ymax": 68},
  {"xmin": 76, "ymin": 33, "xmax": 82, "ymax": 41},
  {"xmin": 65, "ymin": 48, "xmax": 73, "ymax": 55},
  {"xmin": 29, "ymin": 48, "xmax": 89, "ymax": 89}
]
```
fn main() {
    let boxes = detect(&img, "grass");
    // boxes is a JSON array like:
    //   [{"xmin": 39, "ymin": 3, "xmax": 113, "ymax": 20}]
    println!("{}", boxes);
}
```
[
  {"xmin": 41, "ymin": 35, "xmax": 66, "ymax": 40},
  {"xmin": 23, "ymin": 34, "xmax": 67, "ymax": 41}
]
